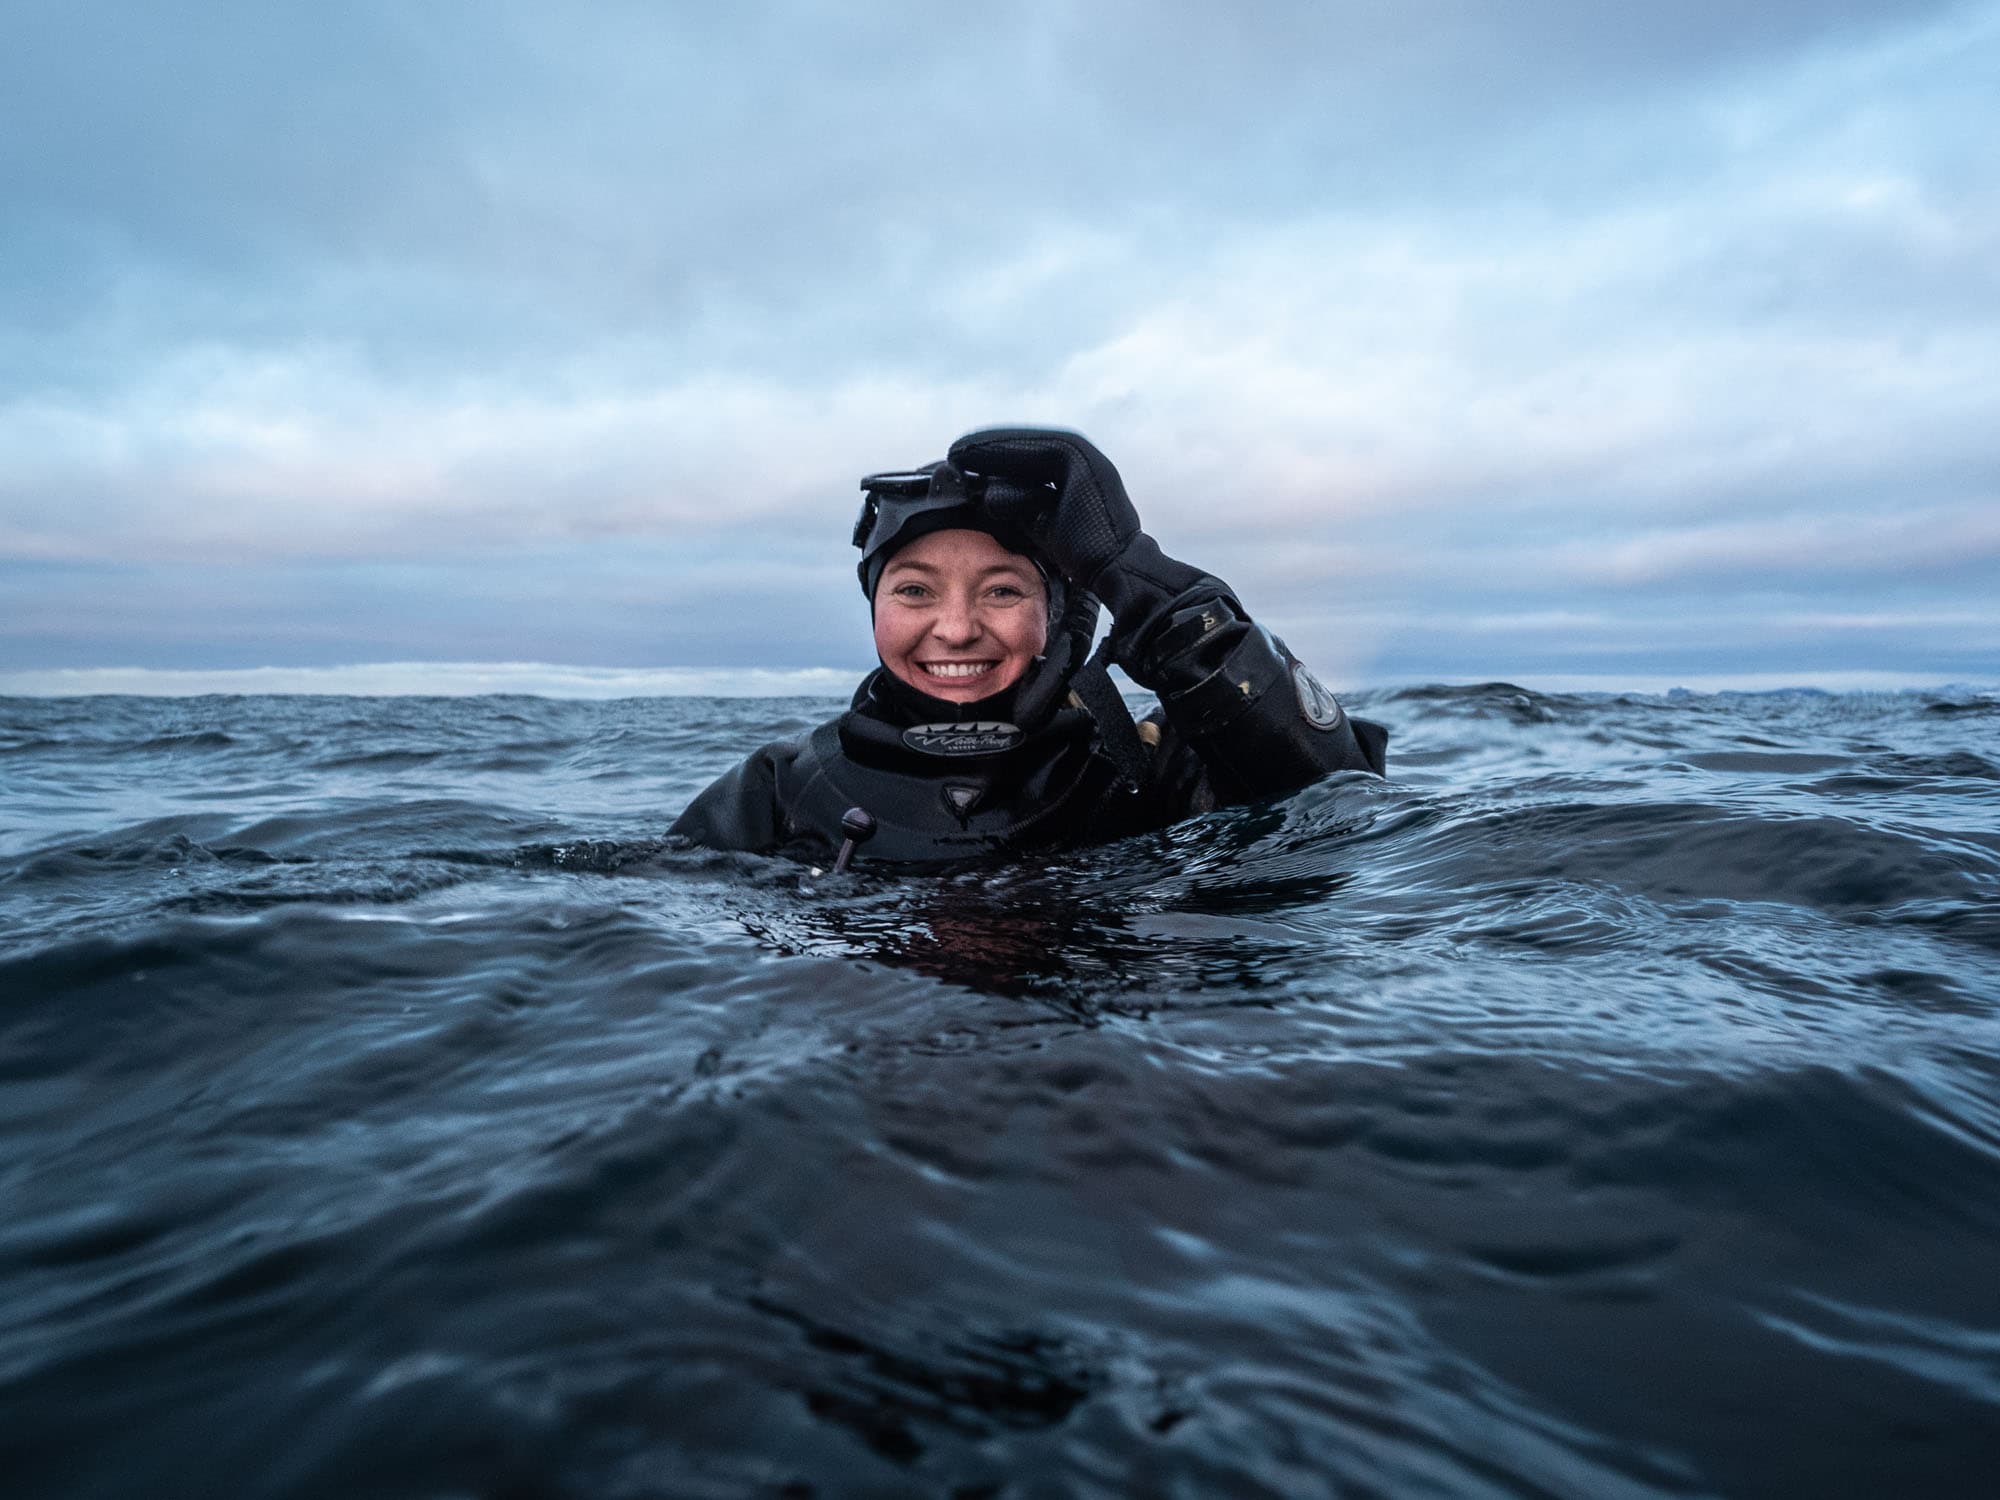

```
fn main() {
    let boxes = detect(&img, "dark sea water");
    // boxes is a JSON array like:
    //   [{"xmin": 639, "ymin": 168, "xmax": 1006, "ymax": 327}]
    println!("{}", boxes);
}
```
[{"xmin": 4, "ymin": 686, "xmax": 1999, "ymax": 1498}]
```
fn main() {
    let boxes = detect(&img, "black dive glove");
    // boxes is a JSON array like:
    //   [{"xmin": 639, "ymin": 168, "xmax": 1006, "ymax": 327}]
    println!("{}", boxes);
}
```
[
  {"xmin": 946, "ymin": 427, "xmax": 1207, "ymax": 632},
  {"xmin": 951, "ymin": 427, "xmax": 1389, "ymax": 790}
]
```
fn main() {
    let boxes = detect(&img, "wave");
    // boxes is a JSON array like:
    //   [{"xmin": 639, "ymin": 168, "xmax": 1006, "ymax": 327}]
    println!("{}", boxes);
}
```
[{"xmin": 3, "ymin": 686, "xmax": 1998, "ymax": 1496}]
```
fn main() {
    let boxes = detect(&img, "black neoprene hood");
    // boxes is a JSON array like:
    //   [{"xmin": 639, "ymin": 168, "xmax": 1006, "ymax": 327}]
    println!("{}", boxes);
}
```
[{"xmin": 852, "ymin": 456, "xmax": 1078, "ymax": 733}]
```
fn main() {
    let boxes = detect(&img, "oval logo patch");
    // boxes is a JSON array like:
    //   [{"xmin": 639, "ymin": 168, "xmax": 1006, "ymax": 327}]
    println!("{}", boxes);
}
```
[{"xmin": 902, "ymin": 721, "xmax": 1025, "ymax": 756}]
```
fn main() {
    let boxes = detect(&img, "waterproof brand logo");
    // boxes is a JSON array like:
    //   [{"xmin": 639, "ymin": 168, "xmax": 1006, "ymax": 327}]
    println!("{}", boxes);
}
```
[
  {"xmin": 1291, "ymin": 664, "xmax": 1345, "ymax": 730},
  {"xmin": 902, "ymin": 721, "xmax": 1025, "ymax": 756}
]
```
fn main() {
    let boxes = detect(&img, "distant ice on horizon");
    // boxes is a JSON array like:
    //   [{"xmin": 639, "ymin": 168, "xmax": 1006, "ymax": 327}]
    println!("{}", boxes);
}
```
[
  {"xmin": 0, "ymin": 663, "xmax": 861, "ymax": 699},
  {"xmin": 0, "ymin": 663, "xmax": 1986, "ymax": 699}
]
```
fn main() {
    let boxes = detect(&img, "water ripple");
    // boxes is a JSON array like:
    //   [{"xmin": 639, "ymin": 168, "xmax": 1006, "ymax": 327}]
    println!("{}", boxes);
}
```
[{"xmin": 2, "ymin": 688, "xmax": 1997, "ymax": 1496}]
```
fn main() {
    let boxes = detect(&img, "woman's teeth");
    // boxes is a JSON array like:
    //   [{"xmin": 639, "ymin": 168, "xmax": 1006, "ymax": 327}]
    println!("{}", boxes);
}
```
[{"xmin": 922, "ymin": 662, "xmax": 992, "ymax": 679}]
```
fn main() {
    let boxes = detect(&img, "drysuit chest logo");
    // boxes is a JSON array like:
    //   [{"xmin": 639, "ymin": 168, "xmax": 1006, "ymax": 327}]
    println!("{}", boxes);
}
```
[
  {"xmin": 1291, "ymin": 664, "xmax": 1345, "ymax": 731},
  {"xmin": 902, "ymin": 721, "xmax": 1025, "ymax": 756}
]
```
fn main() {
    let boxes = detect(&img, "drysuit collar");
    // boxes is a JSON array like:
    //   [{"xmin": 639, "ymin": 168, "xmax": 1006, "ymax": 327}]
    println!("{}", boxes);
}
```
[
  {"xmin": 862, "ymin": 661, "xmax": 1026, "ymax": 727},
  {"xmin": 840, "ymin": 665, "xmax": 1096, "ymax": 773}
]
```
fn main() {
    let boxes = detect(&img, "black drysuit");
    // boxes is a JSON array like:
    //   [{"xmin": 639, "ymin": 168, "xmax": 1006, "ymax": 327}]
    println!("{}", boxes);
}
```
[{"xmin": 669, "ymin": 560, "xmax": 1387, "ymax": 867}]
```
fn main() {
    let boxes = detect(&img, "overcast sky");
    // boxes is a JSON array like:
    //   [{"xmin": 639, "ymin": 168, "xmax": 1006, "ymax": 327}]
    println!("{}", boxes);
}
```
[{"xmin": 4, "ymin": 0, "xmax": 1996, "ymax": 693}]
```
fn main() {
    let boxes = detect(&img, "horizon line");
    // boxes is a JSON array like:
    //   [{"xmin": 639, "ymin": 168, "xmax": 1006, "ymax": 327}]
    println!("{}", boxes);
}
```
[{"xmin": 1, "ymin": 661, "xmax": 1992, "ymax": 700}]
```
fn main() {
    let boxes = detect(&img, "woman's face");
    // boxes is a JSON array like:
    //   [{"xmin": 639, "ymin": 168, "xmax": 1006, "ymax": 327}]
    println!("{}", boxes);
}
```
[{"xmin": 872, "ymin": 528, "xmax": 1048, "ymax": 703}]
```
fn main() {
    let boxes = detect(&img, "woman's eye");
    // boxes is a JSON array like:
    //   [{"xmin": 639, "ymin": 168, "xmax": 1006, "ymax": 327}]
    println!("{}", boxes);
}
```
[
  {"xmin": 892, "ymin": 583, "xmax": 930, "ymax": 600},
  {"xmin": 988, "ymin": 585, "xmax": 1025, "ymax": 601}
]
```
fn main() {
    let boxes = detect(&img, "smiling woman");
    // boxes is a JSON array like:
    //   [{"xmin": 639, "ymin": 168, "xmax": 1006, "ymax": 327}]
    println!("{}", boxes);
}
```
[
  {"xmin": 872, "ymin": 529, "xmax": 1049, "ymax": 701},
  {"xmin": 668, "ymin": 427, "xmax": 1389, "ymax": 866}
]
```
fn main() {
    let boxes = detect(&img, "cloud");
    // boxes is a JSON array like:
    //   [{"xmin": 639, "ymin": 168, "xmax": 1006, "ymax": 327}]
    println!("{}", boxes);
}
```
[
  {"xmin": 1561, "ymin": 503, "xmax": 2000, "ymax": 587},
  {"xmin": 2, "ymin": 1, "xmax": 1997, "ymax": 684}
]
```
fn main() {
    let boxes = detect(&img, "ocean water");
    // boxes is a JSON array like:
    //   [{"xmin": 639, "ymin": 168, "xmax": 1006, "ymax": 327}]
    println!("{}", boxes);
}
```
[{"xmin": 3, "ymin": 686, "xmax": 1998, "ymax": 1498}]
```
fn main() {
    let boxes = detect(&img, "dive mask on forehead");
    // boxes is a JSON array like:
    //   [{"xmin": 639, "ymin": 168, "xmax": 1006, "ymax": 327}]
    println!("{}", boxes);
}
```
[{"xmin": 853, "ymin": 461, "xmax": 1029, "ymax": 598}]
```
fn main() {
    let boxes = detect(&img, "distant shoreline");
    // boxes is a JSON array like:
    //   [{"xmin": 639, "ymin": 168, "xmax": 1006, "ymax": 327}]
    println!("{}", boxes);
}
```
[{"xmin": 1, "ymin": 663, "xmax": 1990, "ymax": 699}]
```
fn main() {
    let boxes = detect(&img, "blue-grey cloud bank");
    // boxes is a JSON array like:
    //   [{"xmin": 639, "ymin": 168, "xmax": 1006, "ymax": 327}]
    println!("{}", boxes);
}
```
[{"xmin": 4, "ymin": 0, "xmax": 1997, "ymax": 692}]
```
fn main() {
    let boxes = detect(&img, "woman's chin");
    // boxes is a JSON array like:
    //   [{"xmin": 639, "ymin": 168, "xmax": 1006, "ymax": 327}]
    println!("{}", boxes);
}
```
[{"xmin": 925, "ymin": 680, "xmax": 991, "ymax": 703}]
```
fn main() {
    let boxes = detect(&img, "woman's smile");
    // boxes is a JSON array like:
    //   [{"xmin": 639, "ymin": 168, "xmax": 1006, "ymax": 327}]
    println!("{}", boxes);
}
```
[{"xmin": 917, "ymin": 660, "xmax": 997, "ymax": 682}]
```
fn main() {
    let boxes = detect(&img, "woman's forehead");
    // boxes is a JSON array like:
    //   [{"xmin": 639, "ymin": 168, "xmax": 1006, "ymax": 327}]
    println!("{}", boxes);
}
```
[{"xmin": 882, "ymin": 528, "xmax": 1040, "ymax": 576}]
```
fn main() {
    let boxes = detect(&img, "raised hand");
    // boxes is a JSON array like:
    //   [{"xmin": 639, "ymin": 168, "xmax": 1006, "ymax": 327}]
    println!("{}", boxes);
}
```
[{"xmin": 949, "ymin": 427, "xmax": 1141, "ymax": 594}]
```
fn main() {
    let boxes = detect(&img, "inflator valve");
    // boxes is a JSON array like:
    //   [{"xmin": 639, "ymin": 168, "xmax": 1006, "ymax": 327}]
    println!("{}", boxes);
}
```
[{"xmin": 831, "ymin": 806, "xmax": 877, "ymax": 873}]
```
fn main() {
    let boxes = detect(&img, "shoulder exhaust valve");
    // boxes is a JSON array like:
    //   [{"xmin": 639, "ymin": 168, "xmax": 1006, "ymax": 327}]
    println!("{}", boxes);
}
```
[{"xmin": 1292, "ymin": 662, "xmax": 1346, "ymax": 730}]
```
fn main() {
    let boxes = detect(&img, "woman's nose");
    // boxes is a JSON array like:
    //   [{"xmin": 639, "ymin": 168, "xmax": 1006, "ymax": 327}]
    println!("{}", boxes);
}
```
[{"xmin": 931, "ymin": 597, "xmax": 983, "ymax": 645}]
